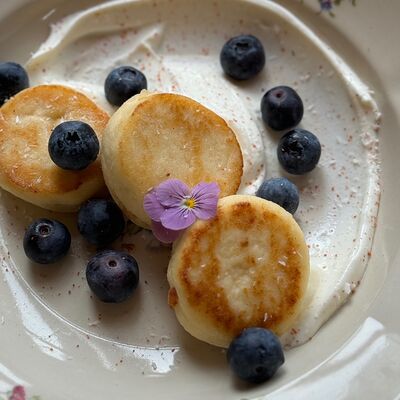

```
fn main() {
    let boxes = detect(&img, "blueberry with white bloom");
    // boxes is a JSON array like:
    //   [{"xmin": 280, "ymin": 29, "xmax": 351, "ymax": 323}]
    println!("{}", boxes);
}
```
[{"xmin": 257, "ymin": 177, "xmax": 300, "ymax": 214}]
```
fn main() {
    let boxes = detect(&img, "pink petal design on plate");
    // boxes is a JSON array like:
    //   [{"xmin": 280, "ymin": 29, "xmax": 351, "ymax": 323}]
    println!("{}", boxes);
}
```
[
  {"xmin": 143, "ymin": 190, "xmax": 165, "ymax": 222},
  {"xmin": 151, "ymin": 221, "xmax": 183, "ymax": 243},
  {"xmin": 160, "ymin": 206, "xmax": 196, "ymax": 230},
  {"xmin": 10, "ymin": 386, "xmax": 26, "ymax": 400},
  {"xmin": 156, "ymin": 179, "xmax": 190, "ymax": 207}
]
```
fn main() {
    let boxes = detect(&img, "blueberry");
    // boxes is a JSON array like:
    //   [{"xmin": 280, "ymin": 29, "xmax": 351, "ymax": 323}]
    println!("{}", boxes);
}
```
[
  {"xmin": 227, "ymin": 328, "xmax": 284, "ymax": 384},
  {"xmin": 86, "ymin": 250, "xmax": 139, "ymax": 303},
  {"xmin": 23, "ymin": 219, "xmax": 71, "ymax": 264},
  {"xmin": 256, "ymin": 178, "xmax": 299, "ymax": 214},
  {"xmin": 48, "ymin": 120, "xmax": 99, "ymax": 171},
  {"xmin": 277, "ymin": 128, "xmax": 321, "ymax": 175},
  {"xmin": 220, "ymin": 35, "xmax": 265, "ymax": 80},
  {"xmin": 261, "ymin": 86, "xmax": 304, "ymax": 131},
  {"xmin": 105, "ymin": 66, "xmax": 147, "ymax": 106},
  {"xmin": 0, "ymin": 62, "xmax": 29, "ymax": 105},
  {"xmin": 78, "ymin": 199, "xmax": 125, "ymax": 247}
]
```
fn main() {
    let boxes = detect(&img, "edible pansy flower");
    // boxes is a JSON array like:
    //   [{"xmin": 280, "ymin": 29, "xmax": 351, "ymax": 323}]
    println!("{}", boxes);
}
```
[{"xmin": 144, "ymin": 179, "xmax": 220, "ymax": 243}]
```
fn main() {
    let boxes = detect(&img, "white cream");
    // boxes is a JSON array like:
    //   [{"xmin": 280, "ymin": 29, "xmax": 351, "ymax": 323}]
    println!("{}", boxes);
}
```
[{"xmin": 26, "ymin": 0, "xmax": 381, "ymax": 348}]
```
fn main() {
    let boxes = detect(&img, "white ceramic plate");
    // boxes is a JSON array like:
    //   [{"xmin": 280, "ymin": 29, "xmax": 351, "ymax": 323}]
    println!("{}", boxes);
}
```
[{"xmin": 0, "ymin": 1, "xmax": 400, "ymax": 399}]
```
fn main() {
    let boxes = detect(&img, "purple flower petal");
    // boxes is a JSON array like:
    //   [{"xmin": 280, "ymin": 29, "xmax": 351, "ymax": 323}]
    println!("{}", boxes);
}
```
[
  {"xmin": 192, "ymin": 201, "xmax": 218, "ymax": 220},
  {"xmin": 191, "ymin": 182, "xmax": 220, "ymax": 220},
  {"xmin": 156, "ymin": 179, "xmax": 190, "ymax": 207},
  {"xmin": 143, "ymin": 190, "xmax": 165, "ymax": 222},
  {"xmin": 152, "ymin": 221, "xmax": 183, "ymax": 243},
  {"xmin": 160, "ymin": 206, "xmax": 196, "ymax": 230},
  {"xmin": 191, "ymin": 182, "xmax": 220, "ymax": 201}
]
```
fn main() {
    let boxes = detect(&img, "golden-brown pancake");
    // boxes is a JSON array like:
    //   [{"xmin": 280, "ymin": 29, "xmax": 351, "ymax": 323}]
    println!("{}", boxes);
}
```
[
  {"xmin": 101, "ymin": 91, "xmax": 243, "ymax": 228},
  {"xmin": 167, "ymin": 195, "xmax": 310, "ymax": 348},
  {"xmin": 0, "ymin": 84, "xmax": 109, "ymax": 211}
]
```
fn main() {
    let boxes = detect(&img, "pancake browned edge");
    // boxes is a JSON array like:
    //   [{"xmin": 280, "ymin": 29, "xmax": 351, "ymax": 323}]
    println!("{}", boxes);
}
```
[
  {"xmin": 101, "ymin": 91, "xmax": 244, "ymax": 228},
  {"xmin": 167, "ymin": 195, "xmax": 310, "ymax": 348},
  {"xmin": 0, "ymin": 85, "xmax": 109, "ymax": 212}
]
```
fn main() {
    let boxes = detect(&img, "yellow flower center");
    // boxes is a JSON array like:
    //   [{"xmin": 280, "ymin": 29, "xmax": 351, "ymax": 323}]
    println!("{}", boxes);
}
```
[{"xmin": 184, "ymin": 198, "xmax": 196, "ymax": 209}]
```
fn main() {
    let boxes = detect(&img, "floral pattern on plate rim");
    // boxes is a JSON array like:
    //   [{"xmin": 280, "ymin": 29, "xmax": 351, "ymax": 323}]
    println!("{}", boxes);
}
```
[
  {"xmin": 0, "ymin": 386, "xmax": 40, "ymax": 400},
  {"xmin": 318, "ymin": 0, "xmax": 356, "ymax": 15}
]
